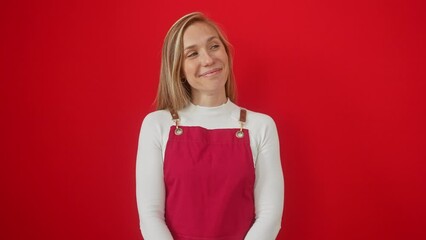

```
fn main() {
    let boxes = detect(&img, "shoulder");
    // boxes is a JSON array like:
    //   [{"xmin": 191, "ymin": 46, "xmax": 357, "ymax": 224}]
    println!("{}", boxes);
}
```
[
  {"xmin": 237, "ymin": 106, "xmax": 276, "ymax": 129},
  {"xmin": 140, "ymin": 109, "xmax": 174, "ymax": 132},
  {"xmin": 142, "ymin": 109, "xmax": 171, "ymax": 124},
  {"xmin": 247, "ymin": 109, "xmax": 275, "ymax": 124},
  {"xmin": 238, "ymin": 107, "xmax": 280, "ymax": 154}
]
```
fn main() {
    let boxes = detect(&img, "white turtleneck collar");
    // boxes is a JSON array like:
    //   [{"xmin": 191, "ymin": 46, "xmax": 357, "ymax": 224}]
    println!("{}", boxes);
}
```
[{"xmin": 178, "ymin": 99, "xmax": 240, "ymax": 129}]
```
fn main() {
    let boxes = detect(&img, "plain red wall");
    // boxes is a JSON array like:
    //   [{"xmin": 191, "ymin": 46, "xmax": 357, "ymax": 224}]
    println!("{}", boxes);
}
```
[{"xmin": 1, "ymin": 0, "xmax": 425, "ymax": 239}]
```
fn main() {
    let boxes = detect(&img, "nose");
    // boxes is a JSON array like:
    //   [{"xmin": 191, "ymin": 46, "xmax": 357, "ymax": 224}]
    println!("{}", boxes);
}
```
[{"xmin": 200, "ymin": 49, "xmax": 214, "ymax": 66}]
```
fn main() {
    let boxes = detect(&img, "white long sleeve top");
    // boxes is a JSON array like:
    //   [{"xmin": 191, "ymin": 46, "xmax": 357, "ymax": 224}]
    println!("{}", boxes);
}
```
[{"xmin": 136, "ymin": 99, "xmax": 284, "ymax": 240}]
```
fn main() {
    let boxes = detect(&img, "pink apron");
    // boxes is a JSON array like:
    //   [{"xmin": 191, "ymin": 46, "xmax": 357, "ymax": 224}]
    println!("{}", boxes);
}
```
[{"xmin": 163, "ymin": 109, "xmax": 255, "ymax": 240}]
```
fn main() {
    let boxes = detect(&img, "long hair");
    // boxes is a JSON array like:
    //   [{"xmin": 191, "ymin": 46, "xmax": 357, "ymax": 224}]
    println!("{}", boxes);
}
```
[{"xmin": 155, "ymin": 12, "xmax": 236, "ymax": 110}]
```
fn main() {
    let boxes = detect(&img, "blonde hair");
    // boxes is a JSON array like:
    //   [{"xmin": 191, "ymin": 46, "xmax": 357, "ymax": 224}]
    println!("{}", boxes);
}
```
[{"xmin": 155, "ymin": 12, "xmax": 236, "ymax": 110}]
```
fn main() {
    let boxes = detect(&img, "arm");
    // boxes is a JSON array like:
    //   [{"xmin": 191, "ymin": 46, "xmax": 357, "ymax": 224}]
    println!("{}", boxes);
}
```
[
  {"xmin": 245, "ymin": 116, "xmax": 284, "ymax": 240},
  {"xmin": 136, "ymin": 113, "xmax": 174, "ymax": 240}
]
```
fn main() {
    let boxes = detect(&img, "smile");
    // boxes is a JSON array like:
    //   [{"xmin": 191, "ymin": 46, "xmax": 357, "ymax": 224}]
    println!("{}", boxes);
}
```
[{"xmin": 199, "ymin": 68, "xmax": 222, "ymax": 77}]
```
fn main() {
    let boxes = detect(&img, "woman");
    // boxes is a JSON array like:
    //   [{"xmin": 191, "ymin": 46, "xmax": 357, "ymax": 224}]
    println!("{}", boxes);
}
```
[{"xmin": 136, "ymin": 12, "xmax": 284, "ymax": 240}]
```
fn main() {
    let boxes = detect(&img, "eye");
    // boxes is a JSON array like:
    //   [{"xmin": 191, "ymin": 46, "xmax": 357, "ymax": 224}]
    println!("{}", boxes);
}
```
[
  {"xmin": 210, "ymin": 44, "xmax": 220, "ymax": 50},
  {"xmin": 186, "ymin": 51, "xmax": 198, "ymax": 58}
]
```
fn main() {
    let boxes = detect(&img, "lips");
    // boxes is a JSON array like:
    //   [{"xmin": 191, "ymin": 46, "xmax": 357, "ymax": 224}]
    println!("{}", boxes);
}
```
[{"xmin": 199, "ymin": 68, "xmax": 222, "ymax": 77}]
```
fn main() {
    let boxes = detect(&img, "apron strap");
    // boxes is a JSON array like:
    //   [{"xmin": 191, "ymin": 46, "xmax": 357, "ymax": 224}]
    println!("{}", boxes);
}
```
[
  {"xmin": 170, "ymin": 110, "xmax": 183, "ymax": 135},
  {"xmin": 236, "ymin": 109, "xmax": 247, "ymax": 138},
  {"xmin": 170, "ymin": 109, "xmax": 179, "ymax": 121},
  {"xmin": 239, "ymin": 109, "xmax": 247, "ymax": 123}
]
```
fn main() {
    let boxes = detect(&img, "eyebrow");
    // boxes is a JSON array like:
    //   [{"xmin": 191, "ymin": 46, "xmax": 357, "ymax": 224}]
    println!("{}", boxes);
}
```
[{"xmin": 184, "ymin": 36, "xmax": 219, "ymax": 51}]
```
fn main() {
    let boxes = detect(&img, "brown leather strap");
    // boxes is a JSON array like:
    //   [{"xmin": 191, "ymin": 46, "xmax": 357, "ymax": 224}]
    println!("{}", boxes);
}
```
[
  {"xmin": 170, "ymin": 109, "xmax": 179, "ymax": 121},
  {"xmin": 239, "ymin": 109, "xmax": 247, "ymax": 123},
  {"xmin": 170, "ymin": 109, "xmax": 183, "ymax": 135}
]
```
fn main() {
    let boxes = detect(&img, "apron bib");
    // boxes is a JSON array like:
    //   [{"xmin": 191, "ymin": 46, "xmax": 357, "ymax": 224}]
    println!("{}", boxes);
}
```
[{"xmin": 163, "ymin": 109, "xmax": 255, "ymax": 240}]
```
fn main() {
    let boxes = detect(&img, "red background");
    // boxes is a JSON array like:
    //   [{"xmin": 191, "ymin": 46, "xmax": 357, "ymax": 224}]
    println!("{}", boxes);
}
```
[{"xmin": 1, "ymin": 0, "xmax": 425, "ymax": 239}]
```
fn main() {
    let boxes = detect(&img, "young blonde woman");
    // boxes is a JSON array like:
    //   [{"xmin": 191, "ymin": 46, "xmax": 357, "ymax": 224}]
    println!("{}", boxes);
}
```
[{"xmin": 136, "ymin": 12, "xmax": 284, "ymax": 240}]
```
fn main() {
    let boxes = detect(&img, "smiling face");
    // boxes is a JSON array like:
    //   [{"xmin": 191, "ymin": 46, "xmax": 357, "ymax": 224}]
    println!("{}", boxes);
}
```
[{"xmin": 182, "ymin": 21, "xmax": 229, "ymax": 103}]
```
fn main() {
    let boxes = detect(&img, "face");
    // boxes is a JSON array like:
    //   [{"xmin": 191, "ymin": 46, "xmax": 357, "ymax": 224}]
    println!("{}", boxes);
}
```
[{"xmin": 182, "ymin": 22, "xmax": 229, "ymax": 101}]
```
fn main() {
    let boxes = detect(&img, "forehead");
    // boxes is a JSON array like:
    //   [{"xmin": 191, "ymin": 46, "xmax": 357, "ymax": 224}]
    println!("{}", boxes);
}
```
[{"xmin": 183, "ymin": 22, "xmax": 219, "ymax": 47}]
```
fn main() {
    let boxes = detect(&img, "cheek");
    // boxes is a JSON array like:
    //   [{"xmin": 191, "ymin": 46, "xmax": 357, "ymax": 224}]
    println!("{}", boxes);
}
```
[
  {"xmin": 182, "ymin": 61, "xmax": 188, "ymax": 75},
  {"xmin": 183, "ymin": 61, "xmax": 196, "ymax": 77},
  {"xmin": 220, "ymin": 51, "xmax": 229, "ymax": 67}
]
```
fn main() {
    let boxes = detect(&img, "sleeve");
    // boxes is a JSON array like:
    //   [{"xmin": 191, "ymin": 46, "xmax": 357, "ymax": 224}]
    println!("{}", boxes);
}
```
[
  {"xmin": 245, "ymin": 116, "xmax": 284, "ymax": 240},
  {"xmin": 135, "ymin": 113, "xmax": 174, "ymax": 240}
]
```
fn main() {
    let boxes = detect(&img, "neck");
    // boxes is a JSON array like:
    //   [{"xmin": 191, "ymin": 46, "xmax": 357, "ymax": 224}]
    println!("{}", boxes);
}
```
[{"xmin": 191, "ymin": 92, "xmax": 227, "ymax": 107}]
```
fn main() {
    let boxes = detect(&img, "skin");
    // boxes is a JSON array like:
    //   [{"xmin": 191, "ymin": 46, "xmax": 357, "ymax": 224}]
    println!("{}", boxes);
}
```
[{"xmin": 182, "ymin": 22, "xmax": 229, "ymax": 107}]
